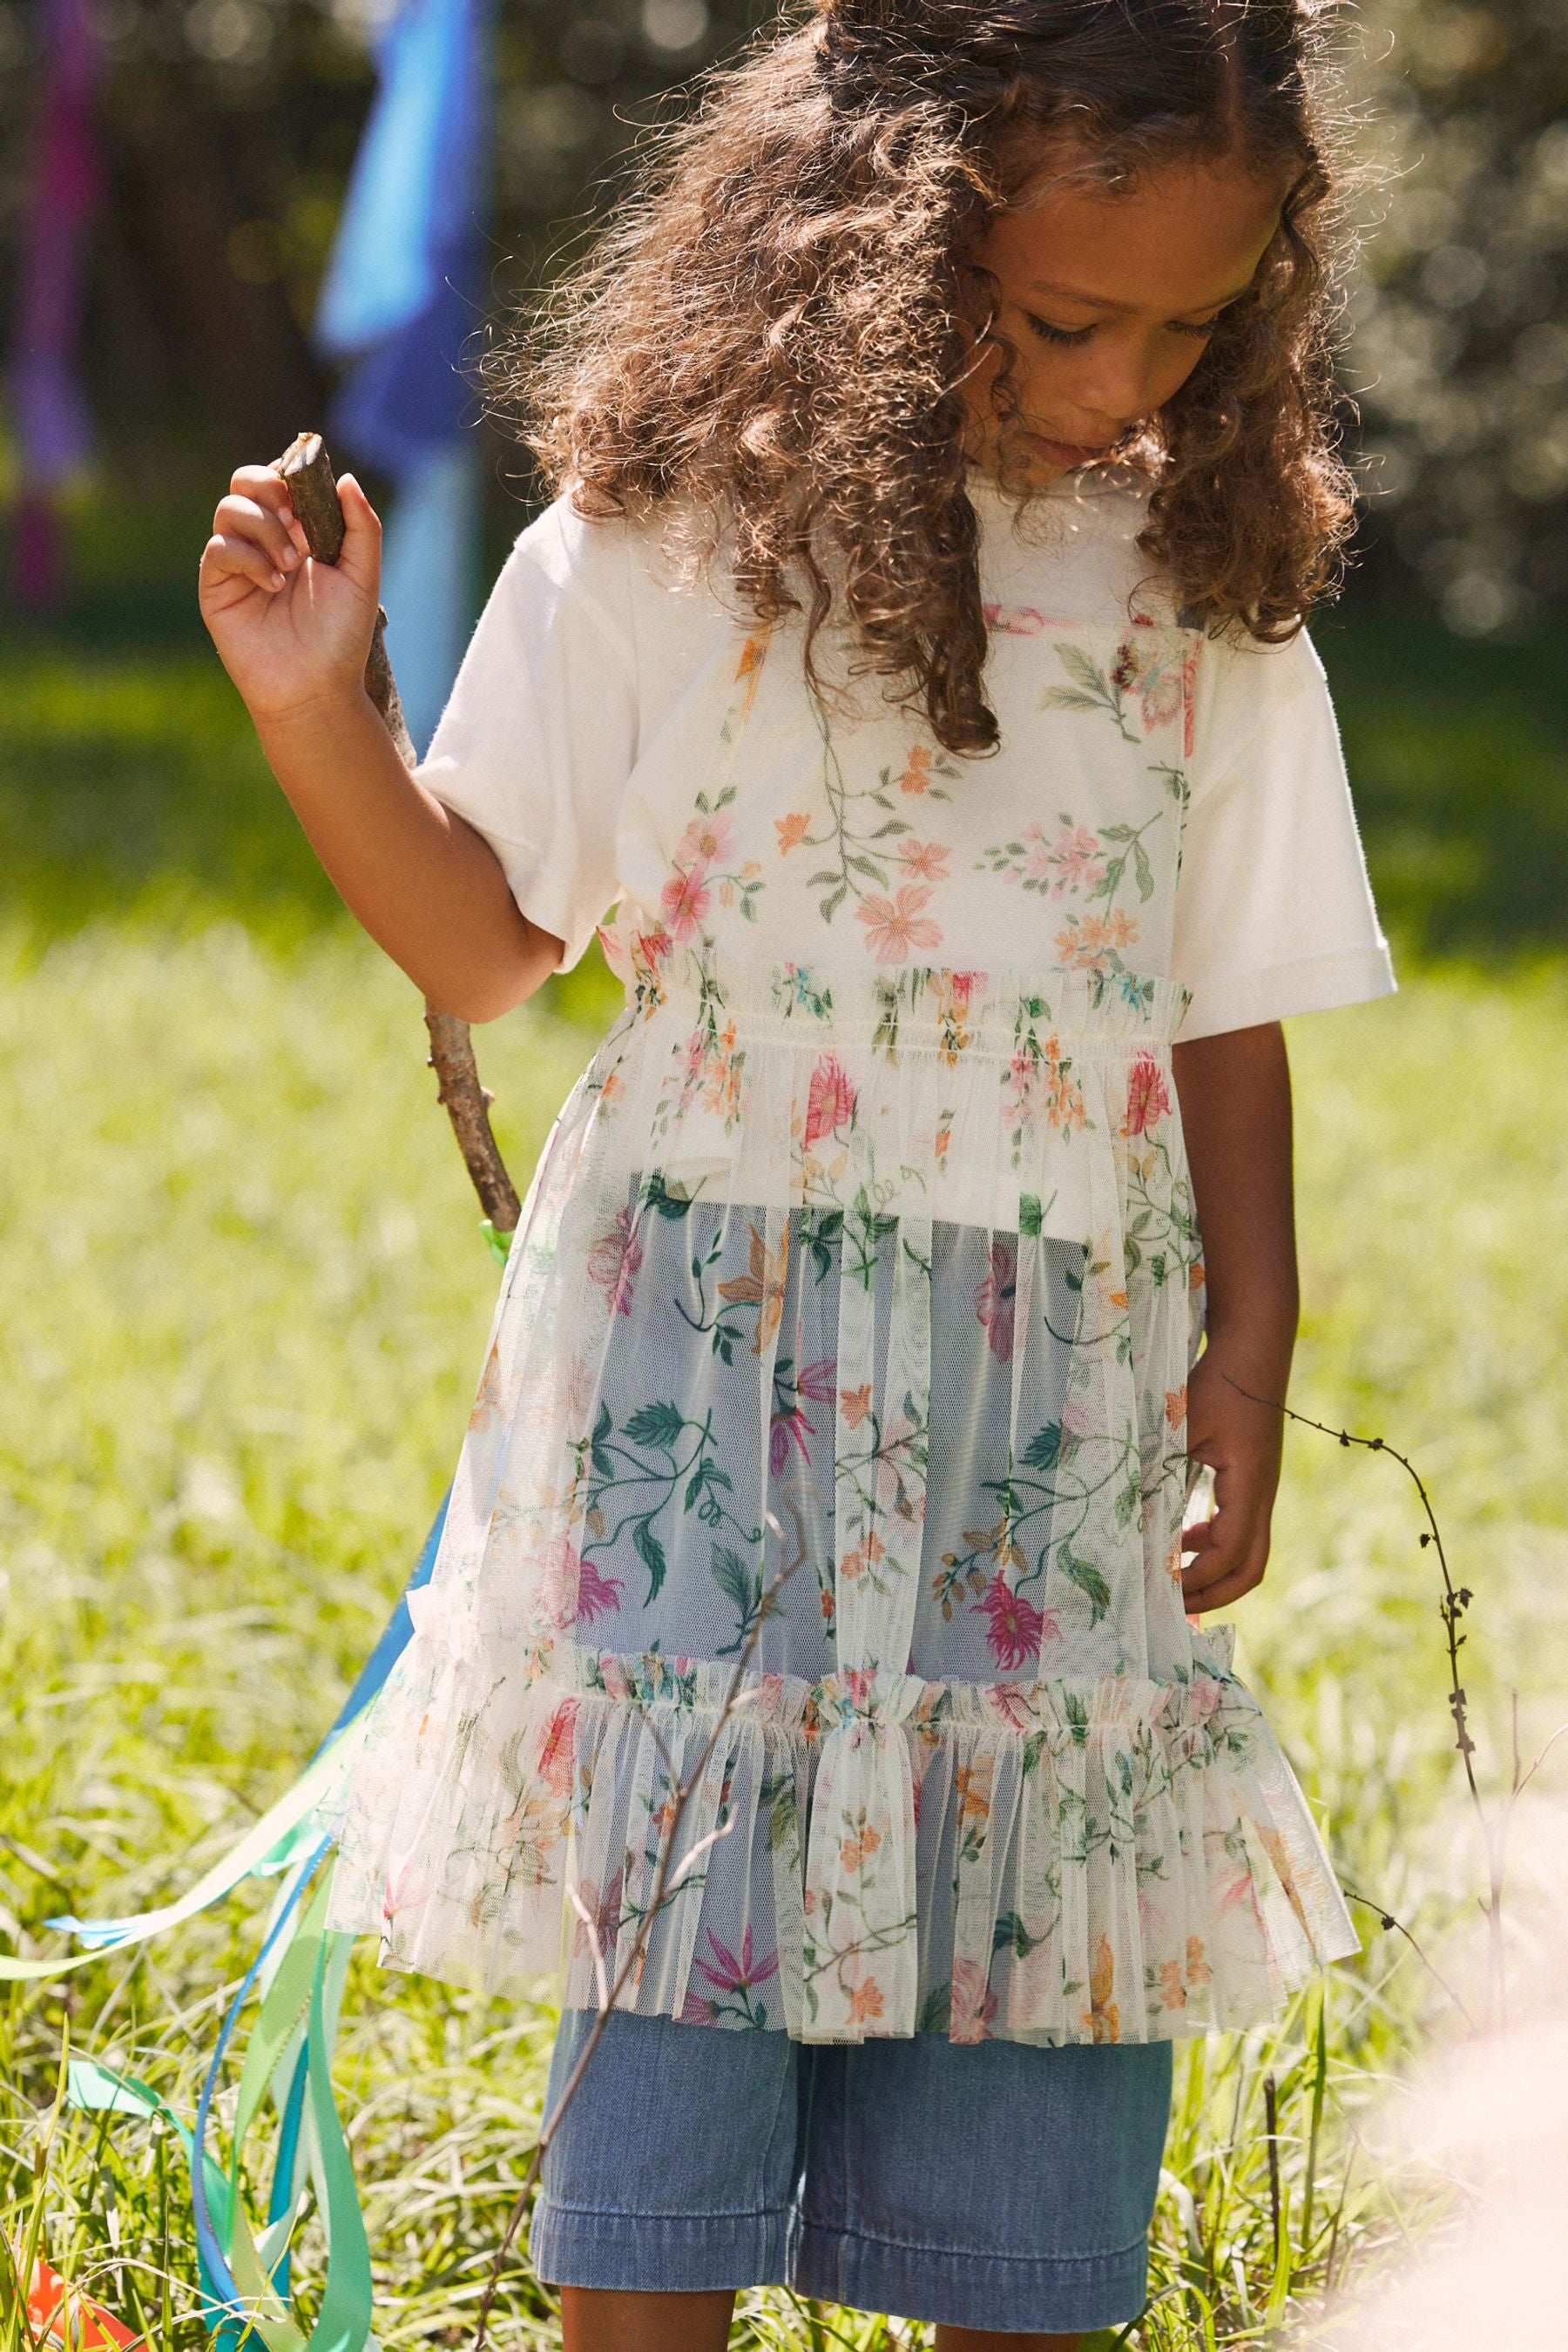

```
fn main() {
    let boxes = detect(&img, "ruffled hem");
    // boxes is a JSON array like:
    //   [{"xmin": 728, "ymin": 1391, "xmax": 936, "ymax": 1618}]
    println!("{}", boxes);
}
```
[{"xmin": 321, "ymin": 1612, "xmax": 1357, "ymax": 2045}]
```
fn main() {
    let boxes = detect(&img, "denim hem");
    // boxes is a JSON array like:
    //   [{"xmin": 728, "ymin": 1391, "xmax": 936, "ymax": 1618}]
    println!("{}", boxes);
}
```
[
  {"xmin": 529, "ymin": 2196, "xmax": 789, "ymax": 2294},
  {"xmin": 787, "ymin": 2213, "xmax": 1151, "ymax": 2331}
]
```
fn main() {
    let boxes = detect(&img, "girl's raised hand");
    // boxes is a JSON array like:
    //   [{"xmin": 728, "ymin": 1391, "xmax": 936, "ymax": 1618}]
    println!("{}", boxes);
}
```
[{"xmin": 199, "ymin": 463, "xmax": 382, "ymax": 725}]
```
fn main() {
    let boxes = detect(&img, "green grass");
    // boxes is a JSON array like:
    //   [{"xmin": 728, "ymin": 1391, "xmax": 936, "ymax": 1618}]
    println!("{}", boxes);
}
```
[{"xmin": 1, "ymin": 543, "xmax": 1565, "ymax": 2345}]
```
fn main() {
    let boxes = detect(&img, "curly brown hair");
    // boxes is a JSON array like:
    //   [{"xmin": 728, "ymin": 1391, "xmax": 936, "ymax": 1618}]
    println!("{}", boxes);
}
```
[{"xmin": 502, "ymin": 0, "xmax": 1358, "ymax": 755}]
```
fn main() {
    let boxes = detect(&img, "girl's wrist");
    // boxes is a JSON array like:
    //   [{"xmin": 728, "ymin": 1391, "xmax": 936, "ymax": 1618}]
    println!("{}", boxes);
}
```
[
  {"xmin": 252, "ymin": 679, "xmax": 380, "ymax": 744},
  {"xmin": 1199, "ymin": 1308, "xmax": 1295, "ymax": 1393}
]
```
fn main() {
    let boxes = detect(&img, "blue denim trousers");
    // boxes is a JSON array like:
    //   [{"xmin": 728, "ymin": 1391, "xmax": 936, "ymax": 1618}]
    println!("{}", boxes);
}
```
[{"xmin": 530, "ymin": 2006, "xmax": 1173, "ymax": 2333}]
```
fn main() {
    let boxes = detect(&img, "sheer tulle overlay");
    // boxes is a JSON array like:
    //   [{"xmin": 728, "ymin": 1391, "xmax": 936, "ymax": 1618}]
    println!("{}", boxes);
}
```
[{"xmin": 323, "ymin": 951, "xmax": 1356, "ymax": 2041}]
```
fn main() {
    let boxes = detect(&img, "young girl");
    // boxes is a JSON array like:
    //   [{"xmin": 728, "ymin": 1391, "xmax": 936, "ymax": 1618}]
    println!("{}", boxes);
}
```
[{"xmin": 200, "ymin": 0, "xmax": 1395, "ymax": 2342}]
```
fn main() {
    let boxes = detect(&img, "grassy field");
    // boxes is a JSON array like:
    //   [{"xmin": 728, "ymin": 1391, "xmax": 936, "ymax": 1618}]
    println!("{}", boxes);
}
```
[{"xmin": 2, "ymin": 526, "xmax": 1566, "ymax": 2347}]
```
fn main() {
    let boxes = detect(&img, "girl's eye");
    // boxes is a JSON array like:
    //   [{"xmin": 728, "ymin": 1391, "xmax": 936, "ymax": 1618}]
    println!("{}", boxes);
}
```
[
  {"xmin": 1023, "ymin": 311, "xmax": 1227, "ymax": 348},
  {"xmin": 1024, "ymin": 314, "xmax": 1094, "ymax": 348}
]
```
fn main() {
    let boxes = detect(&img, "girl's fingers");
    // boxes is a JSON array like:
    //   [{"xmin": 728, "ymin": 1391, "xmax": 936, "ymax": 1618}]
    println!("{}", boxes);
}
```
[
  {"xmin": 229, "ymin": 467, "xmax": 309, "ymax": 560},
  {"xmin": 213, "ymin": 493, "xmax": 301, "ymax": 574},
  {"xmin": 1181, "ymin": 1513, "xmax": 1267, "ymax": 1605},
  {"xmin": 335, "ymin": 473, "xmax": 382, "ymax": 592},
  {"xmin": 232, "ymin": 463, "xmax": 296, "ymax": 515},
  {"xmin": 1183, "ymin": 1550, "xmax": 1267, "ymax": 1613},
  {"xmin": 202, "ymin": 531, "xmax": 288, "ymax": 596}
]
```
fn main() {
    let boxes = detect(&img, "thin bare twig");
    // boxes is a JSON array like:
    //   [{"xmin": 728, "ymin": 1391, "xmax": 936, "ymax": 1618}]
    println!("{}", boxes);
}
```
[
  {"xmin": 271, "ymin": 432, "xmax": 520, "ymax": 1235},
  {"xmin": 1339, "ymin": 1888, "xmax": 1477, "ymax": 2031},
  {"xmin": 1220, "ymin": 1376, "xmax": 1502, "ymax": 2024}
]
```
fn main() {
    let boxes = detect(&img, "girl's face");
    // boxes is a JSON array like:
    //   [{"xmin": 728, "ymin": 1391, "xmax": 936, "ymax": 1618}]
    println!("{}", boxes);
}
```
[{"xmin": 963, "ymin": 152, "xmax": 1288, "ymax": 482}]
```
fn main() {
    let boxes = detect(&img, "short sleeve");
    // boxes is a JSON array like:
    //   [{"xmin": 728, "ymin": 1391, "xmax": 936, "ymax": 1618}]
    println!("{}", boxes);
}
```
[
  {"xmin": 1171, "ymin": 627, "xmax": 1396, "ymax": 1041},
  {"xmin": 418, "ymin": 501, "xmax": 639, "ymax": 971}
]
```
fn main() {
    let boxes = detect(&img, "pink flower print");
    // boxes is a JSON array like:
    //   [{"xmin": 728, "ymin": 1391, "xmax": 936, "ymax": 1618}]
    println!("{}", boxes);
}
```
[
  {"xmin": 896, "ymin": 837, "xmax": 951, "ymax": 882},
  {"xmin": 576, "ymin": 1558, "xmax": 625, "ymax": 1625},
  {"xmin": 1051, "ymin": 823, "xmax": 1105, "ymax": 895},
  {"xmin": 1060, "ymin": 1396, "xmax": 1098, "ymax": 1447},
  {"xmin": 572, "ymin": 1869, "xmax": 625, "ymax": 1958},
  {"xmin": 586, "ymin": 1206, "xmax": 644, "ymax": 1315},
  {"xmin": 855, "ymin": 884, "xmax": 943, "ymax": 966},
  {"xmin": 660, "ymin": 862, "xmax": 711, "ymax": 941},
  {"xmin": 983, "ymin": 601, "xmax": 1054, "ymax": 636},
  {"xmin": 898, "ymin": 744, "xmax": 935, "ymax": 794},
  {"xmin": 632, "ymin": 923, "xmax": 672, "ymax": 971},
  {"xmin": 537, "ymin": 1534, "xmax": 623, "ymax": 1630},
  {"xmin": 676, "ymin": 809, "xmax": 735, "ymax": 868},
  {"xmin": 804, "ymin": 1052, "xmax": 857, "ymax": 1150},
  {"xmin": 769, "ymin": 1356, "xmax": 835, "ymax": 1474},
  {"xmin": 869, "ymin": 1406, "xmax": 926, "ymax": 1513},
  {"xmin": 972, "ymin": 1569, "xmax": 1046, "ymax": 1670},
  {"xmin": 536, "ymin": 1532, "xmax": 582, "ymax": 1629},
  {"xmin": 950, "ymin": 1957, "xmax": 999, "ymax": 2043},
  {"xmin": 769, "ymin": 1407, "xmax": 811, "ymax": 1474},
  {"xmin": 685, "ymin": 1925, "xmax": 781, "ymax": 2009},
  {"xmin": 380, "ymin": 1853, "xmax": 437, "ymax": 1938},
  {"xmin": 1112, "ymin": 625, "xmax": 1190, "ymax": 736},
  {"xmin": 1125, "ymin": 1051, "xmax": 1173, "ymax": 1136},
  {"xmin": 537, "ymin": 1700, "xmax": 579, "ymax": 1796},
  {"xmin": 1005, "ymin": 1046, "xmax": 1034, "ymax": 1103},
  {"xmin": 974, "ymin": 1238, "xmax": 1017, "ymax": 1363}
]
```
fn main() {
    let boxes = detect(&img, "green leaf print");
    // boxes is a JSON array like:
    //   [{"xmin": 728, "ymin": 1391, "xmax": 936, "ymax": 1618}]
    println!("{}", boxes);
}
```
[
  {"xmin": 916, "ymin": 1982, "xmax": 952, "ymax": 2035},
  {"xmin": 791, "ymin": 700, "xmax": 956, "ymax": 924},
  {"xmin": 992, "ymin": 1910, "xmax": 1049, "ymax": 1959},
  {"xmin": 639, "ymin": 1173, "xmax": 696, "ymax": 1220},
  {"xmin": 633, "ymin": 1517, "xmax": 668, "ymax": 1605},
  {"xmin": 712, "ymin": 1544, "xmax": 765, "ymax": 1655},
  {"xmin": 1022, "ymin": 1421, "xmax": 1064, "ymax": 1472},
  {"xmin": 1056, "ymin": 643, "xmax": 1110, "ymax": 695},
  {"xmin": 761, "ymin": 1768, "xmax": 799, "ymax": 1855},
  {"xmin": 801, "ymin": 1207, "xmax": 845, "ymax": 1283},
  {"xmin": 1060, "ymin": 1546, "xmax": 1112, "ymax": 1627},
  {"xmin": 591, "ymin": 1403, "xmax": 614, "ymax": 1480},
  {"xmin": 625, "ymin": 1401, "xmax": 686, "ymax": 1451},
  {"xmin": 1041, "ymin": 644, "xmax": 1139, "ymax": 743}
]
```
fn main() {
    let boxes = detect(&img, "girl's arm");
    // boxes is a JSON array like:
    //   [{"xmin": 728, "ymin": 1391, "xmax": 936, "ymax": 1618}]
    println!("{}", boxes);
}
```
[
  {"xmin": 199, "ymin": 463, "xmax": 564, "ymax": 1022},
  {"xmin": 1171, "ymin": 1021, "xmax": 1300, "ymax": 1612}
]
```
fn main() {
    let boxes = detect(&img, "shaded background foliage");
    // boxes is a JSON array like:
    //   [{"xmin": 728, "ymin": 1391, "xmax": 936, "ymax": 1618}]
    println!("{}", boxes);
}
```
[
  {"xmin": 0, "ymin": 0, "xmax": 1565, "ymax": 627},
  {"xmin": 1348, "ymin": 0, "xmax": 1568, "ymax": 630}
]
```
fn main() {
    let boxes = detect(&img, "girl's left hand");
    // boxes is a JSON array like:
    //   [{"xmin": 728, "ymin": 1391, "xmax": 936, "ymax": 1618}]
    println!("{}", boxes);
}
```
[{"xmin": 1178, "ymin": 1339, "xmax": 1288, "ymax": 1613}]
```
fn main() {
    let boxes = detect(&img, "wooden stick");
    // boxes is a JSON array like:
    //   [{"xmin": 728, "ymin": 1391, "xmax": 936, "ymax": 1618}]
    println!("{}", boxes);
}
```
[{"xmin": 272, "ymin": 432, "xmax": 522, "ymax": 1235}]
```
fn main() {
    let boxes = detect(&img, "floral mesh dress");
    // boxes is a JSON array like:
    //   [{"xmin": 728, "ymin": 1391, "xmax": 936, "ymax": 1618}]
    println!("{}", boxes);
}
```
[{"xmin": 324, "ymin": 468, "xmax": 1396, "ymax": 2044}]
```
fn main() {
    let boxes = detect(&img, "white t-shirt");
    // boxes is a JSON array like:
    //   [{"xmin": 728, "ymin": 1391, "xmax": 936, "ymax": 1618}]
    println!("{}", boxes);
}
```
[{"xmin": 419, "ymin": 469, "xmax": 1395, "ymax": 1039}]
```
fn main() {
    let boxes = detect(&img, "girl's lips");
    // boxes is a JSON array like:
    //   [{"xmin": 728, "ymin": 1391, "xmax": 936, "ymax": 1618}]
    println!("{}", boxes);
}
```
[{"xmin": 1028, "ymin": 431, "xmax": 1114, "ymax": 468}]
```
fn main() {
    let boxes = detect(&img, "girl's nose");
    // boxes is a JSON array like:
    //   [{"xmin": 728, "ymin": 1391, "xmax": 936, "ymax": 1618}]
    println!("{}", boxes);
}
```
[{"xmin": 1068, "ymin": 343, "xmax": 1156, "ymax": 436}]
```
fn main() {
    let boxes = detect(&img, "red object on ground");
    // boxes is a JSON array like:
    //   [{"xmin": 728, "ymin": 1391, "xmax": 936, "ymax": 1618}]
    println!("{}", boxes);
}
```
[{"xmin": 24, "ymin": 2254, "xmax": 140, "ymax": 2349}]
